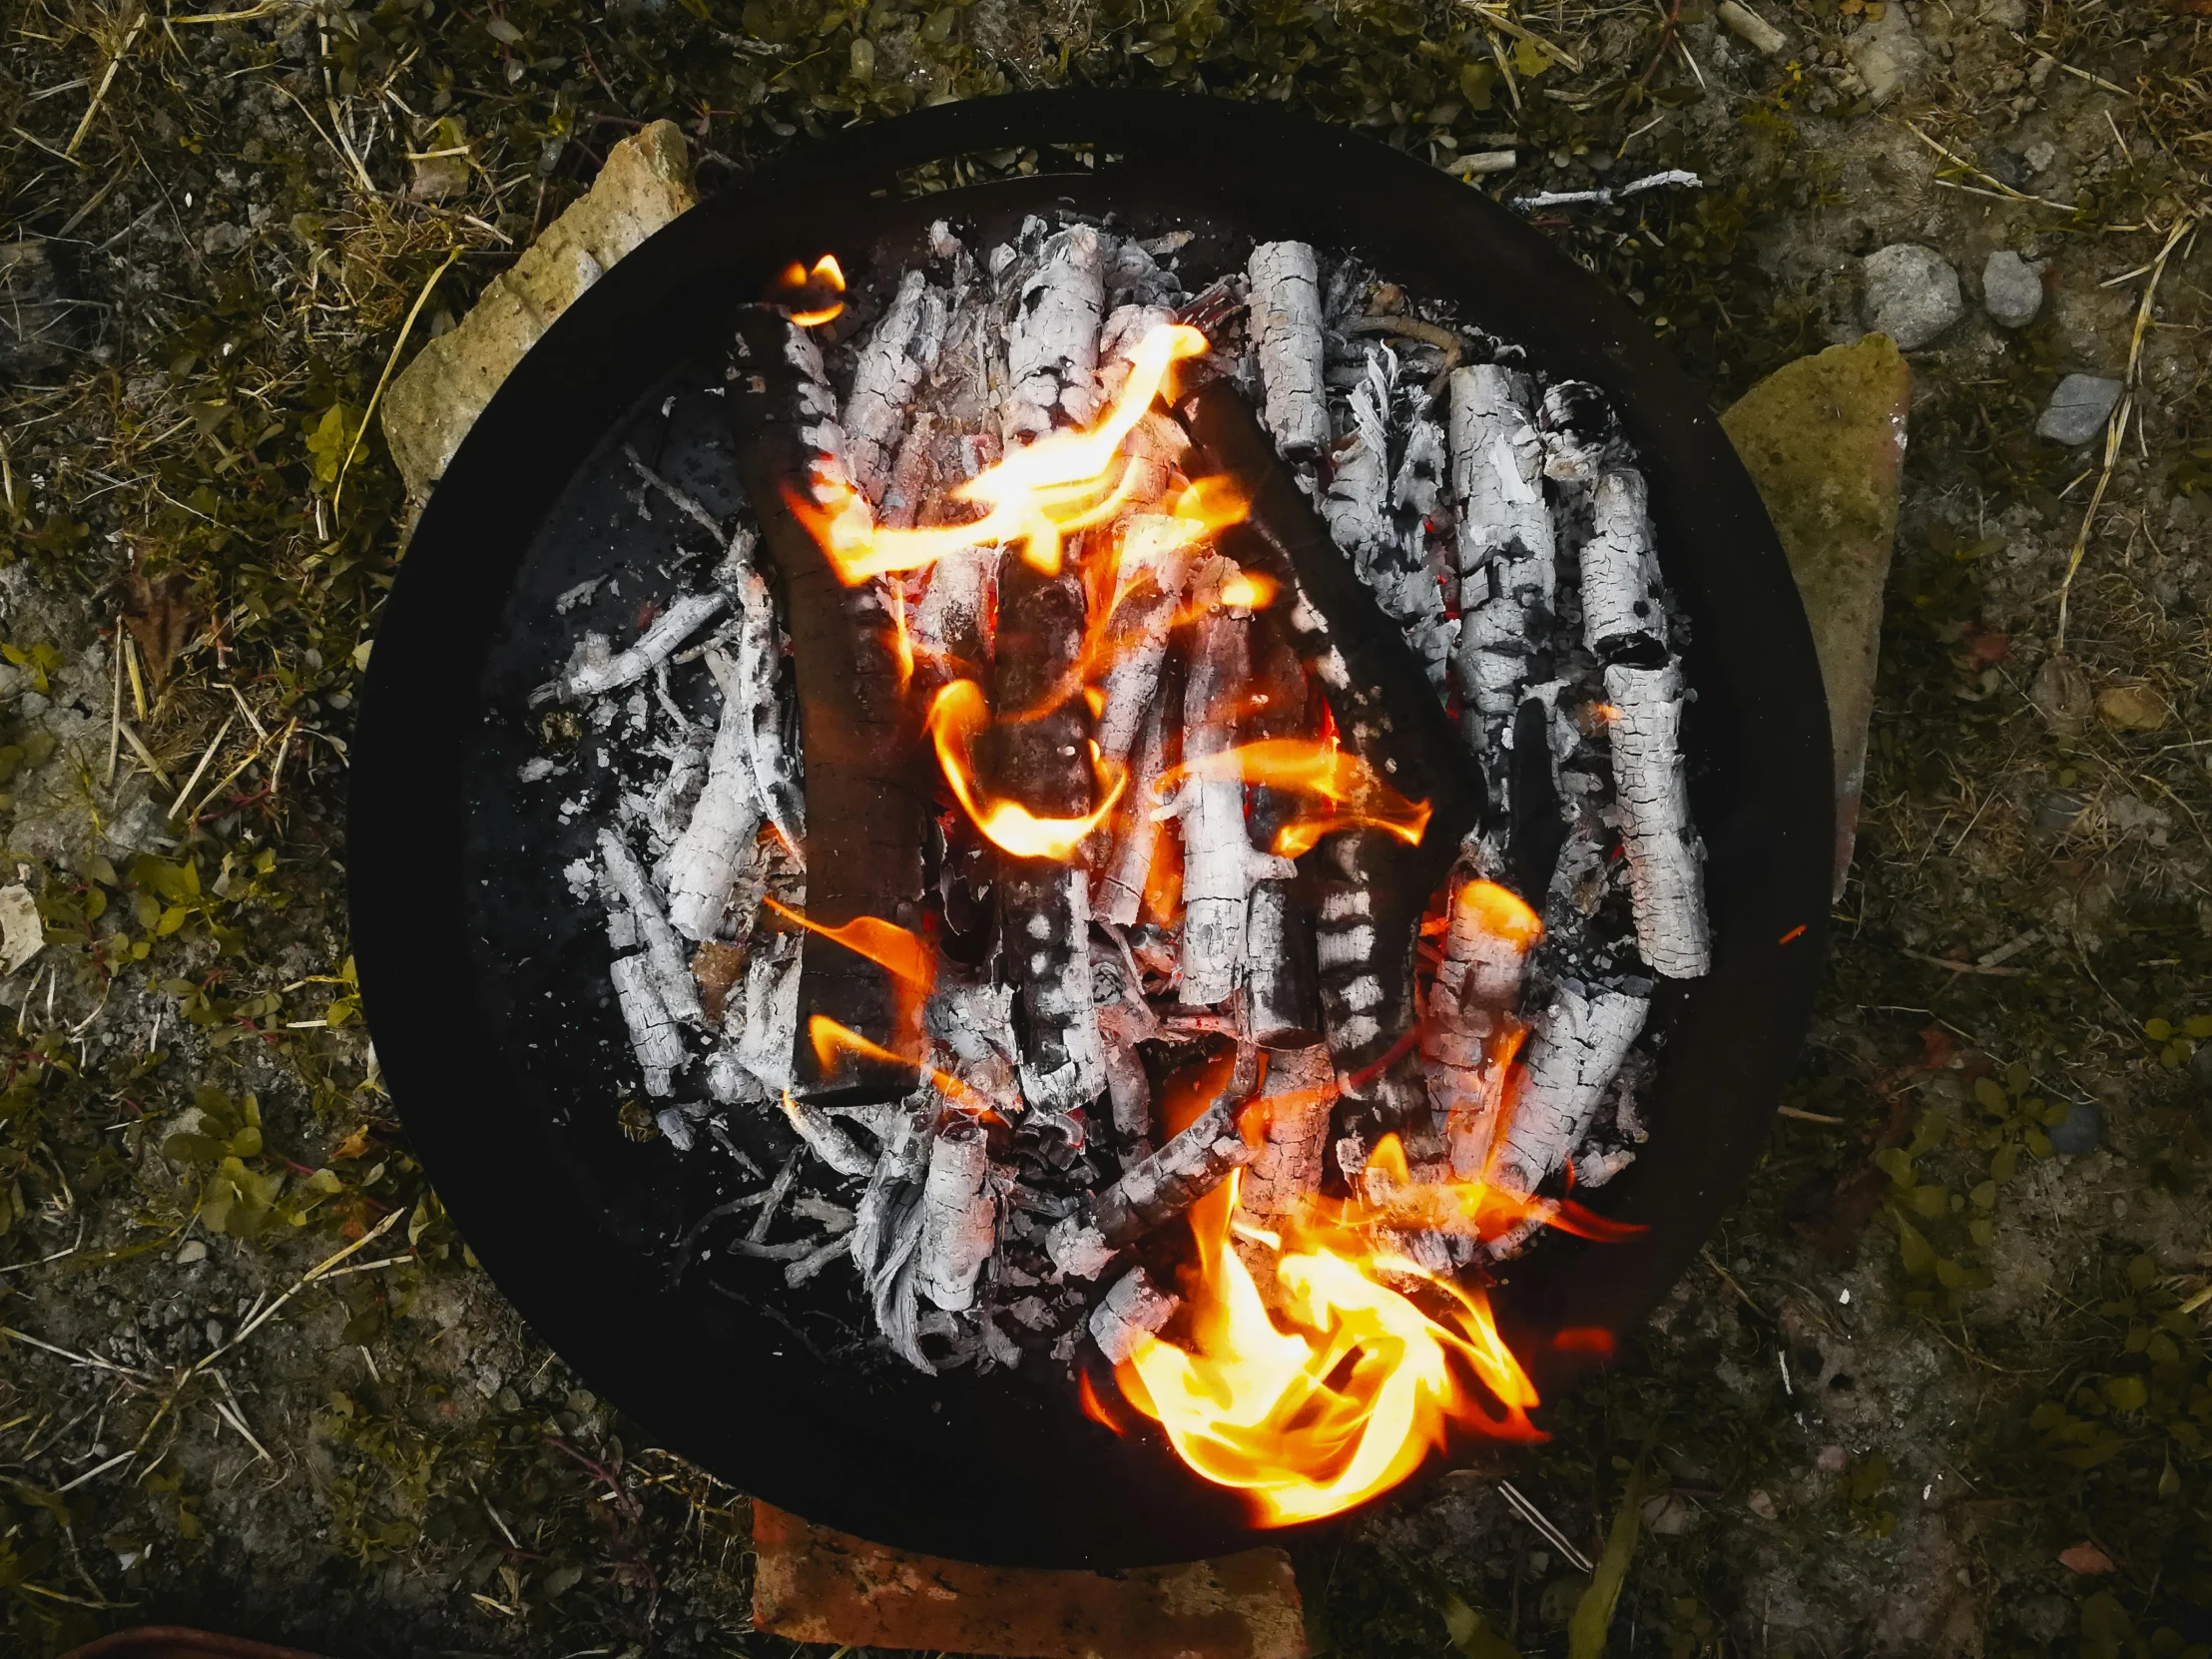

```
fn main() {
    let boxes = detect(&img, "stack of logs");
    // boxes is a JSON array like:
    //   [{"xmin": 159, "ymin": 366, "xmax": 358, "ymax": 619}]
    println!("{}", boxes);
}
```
[{"xmin": 531, "ymin": 216, "xmax": 1708, "ymax": 1377}]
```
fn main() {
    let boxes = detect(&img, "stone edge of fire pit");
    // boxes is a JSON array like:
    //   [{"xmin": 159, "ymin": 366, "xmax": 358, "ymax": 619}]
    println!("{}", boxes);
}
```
[
  {"xmin": 750, "ymin": 1500, "xmax": 1309, "ymax": 1659},
  {"xmin": 378, "ymin": 118, "xmax": 698, "ymax": 504},
  {"xmin": 1720, "ymin": 331, "xmax": 1910, "ymax": 900}
]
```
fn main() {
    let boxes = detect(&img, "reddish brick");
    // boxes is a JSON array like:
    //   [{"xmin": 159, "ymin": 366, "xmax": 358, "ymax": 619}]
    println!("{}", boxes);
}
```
[{"xmin": 752, "ymin": 1501, "xmax": 1308, "ymax": 1659}]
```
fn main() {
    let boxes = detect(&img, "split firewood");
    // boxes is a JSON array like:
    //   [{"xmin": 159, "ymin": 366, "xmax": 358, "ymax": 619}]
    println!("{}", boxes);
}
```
[
  {"xmin": 842, "ymin": 268, "xmax": 948, "ymax": 506},
  {"xmin": 664, "ymin": 662, "xmax": 766, "ymax": 941},
  {"xmin": 851, "ymin": 1104, "xmax": 933, "ymax": 1372},
  {"xmin": 1046, "ymin": 1093, "xmax": 1256, "ymax": 1279},
  {"xmin": 914, "ymin": 1117, "xmax": 999, "ymax": 1312},
  {"xmin": 1092, "ymin": 515, "xmax": 1197, "ymax": 772},
  {"xmin": 730, "ymin": 309, "xmax": 928, "ymax": 1084},
  {"xmin": 610, "ymin": 953, "xmax": 687, "ymax": 1097},
  {"xmin": 1604, "ymin": 662, "xmax": 1710, "ymax": 978},
  {"xmin": 536, "ymin": 590, "xmax": 727, "ymax": 706},
  {"xmin": 1238, "ymin": 1044, "xmax": 1338, "ymax": 1215},
  {"xmin": 924, "ymin": 971, "xmax": 1024, "ymax": 1109},
  {"xmin": 599, "ymin": 830, "xmax": 704, "ymax": 1022},
  {"xmin": 1088, "ymin": 1268, "xmax": 1180, "ymax": 1364},
  {"xmin": 1422, "ymin": 877, "xmax": 1543, "ymax": 1180},
  {"xmin": 1157, "ymin": 582, "xmax": 1296, "ymax": 1007},
  {"xmin": 991, "ymin": 553, "xmax": 1108, "ymax": 1114},
  {"xmin": 1240, "ymin": 615, "xmax": 1323, "ymax": 1051},
  {"xmin": 1490, "ymin": 983, "xmax": 1650, "ymax": 1196},
  {"xmin": 1322, "ymin": 349, "xmax": 1393, "ymax": 554},
  {"xmin": 1246, "ymin": 241, "xmax": 1332, "ymax": 458},
  {"xmin": 1004, "ymin": 223, "xmax": 1107, "ymax": 443},
  {"xmin": 1581, "ymin": 467, "xmax": 1668, "ymax": 662},
  {"xmin": 1333, "ymin": 350, "xmax": 1455, "ymax": 698}
]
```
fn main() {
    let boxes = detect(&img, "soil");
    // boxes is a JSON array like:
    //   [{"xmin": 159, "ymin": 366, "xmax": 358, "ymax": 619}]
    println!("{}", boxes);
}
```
[{"xmin": 2, "ymin": 2, "xmax": 2209, "ymax": 1657}]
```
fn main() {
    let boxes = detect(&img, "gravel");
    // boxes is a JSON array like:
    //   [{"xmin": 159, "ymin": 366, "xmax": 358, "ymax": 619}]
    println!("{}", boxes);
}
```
[
  {"xmin": 2036, "ymin": 373, "xmax": 2123, "ymax": 445},
  {"xmin": 1981, "ymin": 250, "xmax": 2044, "ymax": 327},
  {"xmin": 1862, "ymin": 244, "xmax": 1962, "ymax": 350}
]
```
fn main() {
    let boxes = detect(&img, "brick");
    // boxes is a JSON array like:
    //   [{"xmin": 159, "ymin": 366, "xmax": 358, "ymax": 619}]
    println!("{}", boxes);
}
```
[{"xmin": 751, "ymin": 1501, "xmax": 1308, "ymax": 1659}]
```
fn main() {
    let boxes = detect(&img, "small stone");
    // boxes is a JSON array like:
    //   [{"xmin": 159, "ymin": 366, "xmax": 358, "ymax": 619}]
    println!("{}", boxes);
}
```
[
  {"xmin": 1722, "ymin": 335, "xmax": 1910, "ymax": 895},
  {"xmin": 2096, "ymin": 683, "xmax": 2168, "ymax": 732},
  {"xmin": 175, "ymin": 1239, "xmax": 209, "ymax": 1265},
  {"xmin": 2023, "ymin": 140, "xmax": 2057, "ymax": 174},
  {"xmin": 1848, "ymin": 5, "xmax": 1924, "ymax": 105},
  {"xmin": 2034, "ymin": 790, "xmax": 2088, "ymax": 834},
  {"xmin": 1640, "ymin": 1492, "xmax": 1700, "ymax": 1535},
  {"xmin": 1817, "ymin": 1444, "xmax": 1849, "ymax": 1473},
  {"xmin": 1981, "ymin": 251, "xmax": 2044, "ymax": 327},
  {"xmin": 1862, "ymin": 245, "xmax": 1963, "ymax": 350},
  {"xmin": 2048, "ymin": 1102, "xmax": 2102, "ymax": 1156},
  {"xmin": 1746, "ymin": 1488, "xmax": 1779, "ymax": 1520},
  {"xmin": 1718, "ymin": 0, "xmax": 1788, "ymax": 54},
  {"xmin": 2059, "ymin": 1541, "xmax": 2115, "ymax": 1575},
  {"xmin": 2036, "ymin": 373, "xmax": 2123, "ymax": 445}
]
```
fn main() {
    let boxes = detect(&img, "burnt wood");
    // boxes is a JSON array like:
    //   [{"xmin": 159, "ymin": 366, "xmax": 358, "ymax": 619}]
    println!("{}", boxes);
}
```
[{"xmin": 350, "ymin": 89, "xmax": 1833, "ymax": 1570}]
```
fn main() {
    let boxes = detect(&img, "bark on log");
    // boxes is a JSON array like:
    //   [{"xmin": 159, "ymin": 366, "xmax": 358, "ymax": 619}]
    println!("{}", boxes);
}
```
[
  {"xmin": 1246, "ymin": 242, "xmax": 1331, "ymax": 458},
  {"xmin": 1329, "ymin": 350, "xmax": 1454, "ymax": 699},
  {"xmin": 1492, "ymin": 983, "xmax": 1648, "ymax": 1195},
  {"xmin": 1088, "ymin": 1268, "xmax": 1180, "ymax": 1364},
  {"xmin": 1093, "ymin": 515, "xmax": 1196, "ymax": 771},
  {"xmin": 730, "ymin": 309, "xmax": 928, "ymax": 1088},
  {"xmin": 1604, "ymin": 661, "xmax": 1710, "ymax": 978},
  {"xmin": 1581, "ymin": 468, "xmax": 1668, "ymax": 661},
  {"xmin": 1447, "ymin": 365, "xmax": 1555, "ymax": 763},
  {"xmin": 1239, "ymin": 1043, "xmax": 1338, "ymax": 1215},
  {"xmin": 1092, "ymin": 683, "xmax": 1177, "ymax": 929},
  {"xmin": 1241, "ymin": 615, "xmax": 1322, "ymax": 1051},
  {"xmin": 1005, "ymin": 224, "xmax": 1107, "ymax": 443},
  {"xmin": 662, "ymin": 671, "xmax": 766, "ymax": 941}
]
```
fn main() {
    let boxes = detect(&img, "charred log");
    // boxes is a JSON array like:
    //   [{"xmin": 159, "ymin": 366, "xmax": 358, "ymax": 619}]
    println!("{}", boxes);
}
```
[
  {"xmin": 1246, "ymin": 241, "xmax": 1331, "ymax": 458},
  {"xmin": 1046, "ymin": 1093, "xmax": 1256, "ymax": 1277},
  {"xmin": 1604, "ymin": 661, "xmax": 1710, "ymax": 978}
]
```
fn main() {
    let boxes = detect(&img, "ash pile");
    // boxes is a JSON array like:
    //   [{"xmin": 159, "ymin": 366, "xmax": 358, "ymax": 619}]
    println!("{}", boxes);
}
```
[{"xmin": 530, "ymin": 214, "xmax": 1710, "ymax": 1380}]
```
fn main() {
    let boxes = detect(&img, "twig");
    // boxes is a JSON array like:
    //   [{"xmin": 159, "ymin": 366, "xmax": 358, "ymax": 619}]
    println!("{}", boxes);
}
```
[
  {"xmin": 1901, "ymin": 948, "xmax": 2026, "ymax": 977},
  {"xmin": 331, "ymin": 247, "xmax": 460, "ymax": 514},
  {"xmin": 2057, "ymin": 215, "xmax": 2195, "ymax": 650},
  {"xmin": 1498, "ymin": 1478, "xmax": 1597, "ymax": 1574},
  {"xmin": 1455, "ymin": 1, "xmax": 1585, "ymax": 72},
  {"xmin": 168, "ymin": 0, "xmax": 297, "ymax": 21},
  {"xmin": 1, "ymin": 1326, "xmax": 153, "ymax": 1381},
  {"xmin": 167, "ymin": 711, "xmax": 236, "ymax": 821},
  {"xmin": 65, "ymin": 9, "xmax": 148, "ymax": 160},
  {"xmin": 2012, "ymin": 38, "xmax": 2128, "ymax": 96},
  {"xmin": 52, "ymin": 1448, "xmax": 135, "ymax": 1493},
  {"xmin": 1902, "ymin": 121, "xmax": 2076, "ymax": 211}
]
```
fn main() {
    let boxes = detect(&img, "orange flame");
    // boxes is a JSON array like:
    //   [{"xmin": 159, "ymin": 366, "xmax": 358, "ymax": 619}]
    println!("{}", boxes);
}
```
[
  {"xmin": 765, "ymin": 897, "xmax": 936, "ymax": 1051},
  {"xmin": 790, "ymin": 323, "xmax": 1213, "ymax": 583},
  {"xmin": 768, "ymin": 253, "xmax": 846, "ymax": 325},
  {"xmin": 925, "ymin": 679, "xmax": 1126, "ymax": 860},
  {"xmin": 806, "ymin": 1015, "xmax": 1002, "ymax": 1121},
  {"xmin": 1451, "ymin": 879, "xmax": 1543, "ymax": 953},
  {"xmin": 1157, "ymin": 735, "xmax": 1433, "ymax": 858}
]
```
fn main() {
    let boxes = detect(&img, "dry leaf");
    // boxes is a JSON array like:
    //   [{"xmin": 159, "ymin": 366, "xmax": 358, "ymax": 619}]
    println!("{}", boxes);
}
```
[
  {"xmin": 123, "ymin": 564, "xmax": 203, "ymax": 689},
  {"xmin": 2059, "ymin": 1541, "xmax": 2115, "ymax": 1575},
  {"xmin": 0, "ymin": 884, "xmax": 43, "ymax": 974},
  {"xmin": 329, "ymin": 1125, "xmax": 376, "ymax": 1161}
]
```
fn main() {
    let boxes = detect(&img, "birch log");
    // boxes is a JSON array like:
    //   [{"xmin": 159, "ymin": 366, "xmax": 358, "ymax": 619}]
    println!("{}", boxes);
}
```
[
  {"xmin": 1092, "ymin": 515, "xmax": 1195, "ymax": 771},
  {"xmin": 914, "ymin": 1117, "xmax": 997, "ymax": 1312},
  {"xmin": 610, "ymin": 953, "xmax": 686, "ymax": 1096},
  {"xmin": 1093, "ymin": 685, "xmax": 1176, "ymax": 929},
  {"xmin": 735, "ymin": 928, "xmax": 805, "ymax": 1093},
  {"xmin": 1491, "ymin": 984, "xmax": 1649, "ymax": 1195},
  {"xmin": 1447, "ymin": 365, "xmax": 1555, "ymax": 759},
  {"xmin": 1005, "ymin": 224, "xmax": 1106, "ymax": 443},
  {"xmin": 1604, "ymin": 661, "xmax": 1710, "ymax": 978},
  {"xmin": 1239, "ymin": 1044, "xmax": 1338, "ymax": 1215},
  {"xmin": 1581, "ymin": 467, "xmax": 1667, "ymax": 660},
  {"xmin": 730, "ymin": 568, "xmax": 805, "ymax": 852},
  {"xmin": 1089, "ymin": 1268, "xmax": 1180, "ymax": 1364},
  {"xmin": 1091, "ymin": 939, "xmax": 1156, "ymax": 1141},
  {"xmin": 1247, "ymin": 241, "xmax": 1331, "ymax": 458}
]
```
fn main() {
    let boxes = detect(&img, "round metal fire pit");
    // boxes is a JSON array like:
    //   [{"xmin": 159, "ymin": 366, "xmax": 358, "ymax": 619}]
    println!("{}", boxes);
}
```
[{"xmin": 350, "ymin": 90, "xmax": 1831, "ymax": 1568}]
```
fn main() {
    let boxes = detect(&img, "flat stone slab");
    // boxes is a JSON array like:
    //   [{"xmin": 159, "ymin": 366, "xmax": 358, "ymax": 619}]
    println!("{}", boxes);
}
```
[
  {"xmin": 2036, "ymin": 372, "xmax": 2122, "ymax": 446},
  {"xmin": 751, "ymin": 1501, "xmax": 1308, "ymax": 1659},
  {"xmin": 1722, "ymin": 333, "xmax": 1911, "ymax": 897},
  {"xmin": 379, "ymin": 120, "xmax": 697, "ymax": 501}
]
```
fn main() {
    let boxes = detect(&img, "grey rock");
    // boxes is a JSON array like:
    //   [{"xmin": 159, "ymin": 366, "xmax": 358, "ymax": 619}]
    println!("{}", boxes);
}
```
[
  {"xmin": 0, "ymin": 240, "xmax": 75, "ymax": 380},
  {"xmin": 2033, "ymin": 789, "xmax": 2088, "ymax": 834},
  {"xmin": 1981, "ymin": 251, "xmax": 2044, "ymax": 327},
  {"xmin": 2048, "ymin": 1101, "xmax": 2101, "ymax": 1155},
  {"xmin": 1862, "ymin": 244, "xmax": 1962, "ymax": 350},
  {"xmin": 2036, "ymin": 373, "xmax": 2123, "ymax": 445}
]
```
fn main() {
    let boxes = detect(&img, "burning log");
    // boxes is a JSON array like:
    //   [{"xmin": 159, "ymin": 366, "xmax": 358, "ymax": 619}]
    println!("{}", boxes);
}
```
[
  {"xmin": 842, "ymin": 268, "xmax": 947, "ymax": 506},
  {"xmin": 1092, "ymin": 686, "xmax": 1176, "ymax": 930},
  {"xmin": 730, "ymin": 309, "xmax": 927, "ymax": 1083},
  {"xmin": 1491, "ymin": 982, "xmax": 1649, "ymax": 1196},
  {"xmin": 1004, "ymin": 224, "xmax": 1107, "ymax": 443},
  {"xmin": 1158, "ymin": 584, "xmax": 1295, "ymax": 1007},
  {"xmin": 1088, "ymin": 1267, "xmax": 1180, "ymax": 1365},
  {"xmin": 599, "ymin": 830, "xmax": 704, "ymax": 1023},
  {"xmin": 992, "ymin": 553, "xmax": 1109, "ymax": 1113},
  {"xmin": 1246, "ymin": 242, "xmax": 1331, "ymax": 458},
  {"xmin": 611, "ymin": 952, "xmax": 687, "ymax": 1097},
  {"xmin": 1447, "ymin": 365, "xmax": 1555, "ymax": 760},
  {"xmin": 780, "ymin": 1092, "xmax": 874, "ymax": 1179},
  {"xmin": 1537, "ymin": 379, "xmax": 1615, "ymax": 485},
  {"xmin": 536, "ymin": 590, "xmax": 727, "ymax": 706},
  {"xmin": 664, "ymin": 664, "xmax": 766, "ymax": 941},
  {"xmin": 1422, "ymin": 878, "xmax": 1542, "ymax": 1181},
  {"xmin": 913, "ymin": 545, "xmax": 999, "ymax": 689},
  {"xmin": 1092, "ymin": 515, "xmax": 1196, "ymax": 772},
  {"xmin": 1180, "ymin": 381, "xmax": 1485, "ymax": 1140},
  {"xmin": 1046, "ymin": 1093, "xmax": 1257, "ymax": 1278},
  {"xmin": 914, "ymin": 1116, "xmax": 998, "ymax": 1312},
  {"xmin": 1581, "ymin": 469, "xmax": 1668, "ymax": 662},
  {"xmin": 1603, "ymin": 662, "xmax": 1710, "ymax": 978},
  {"xmin": 1238, "ymin": 1044, "xmax": 1338, "ymax": 1215},
  {"xmin": 1240, "ymin": 616, "xmax": 1323, "ymax": 1051},
  {"xmin": 1091, "ymin": 938, "xmax": 1157, "ymax": 1142}
]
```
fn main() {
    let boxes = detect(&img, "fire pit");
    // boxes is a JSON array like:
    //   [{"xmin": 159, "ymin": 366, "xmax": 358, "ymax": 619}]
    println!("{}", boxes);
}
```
[{"xmin": 350, "ymin": 90, "xmax": 1831, "ymax": 1569}]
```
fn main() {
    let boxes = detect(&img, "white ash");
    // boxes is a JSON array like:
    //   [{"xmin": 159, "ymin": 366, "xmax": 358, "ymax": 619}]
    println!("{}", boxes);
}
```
[
  {"xmin": 842, "ymin": 268, "xmax": 948, "ymax": 505},
  {"xmin": 539, "ymin": 590, "xmax": 726, "ymax": 705},
  {"xmin": 610, "ymin": 953, "xmax": 686, "ymax": 1097},
  {"xmin": 1490, "ymin": 984, "xmax": 1650, "ymax": 1198},
  {"xmin": 914, "ymin": 1118, "xmax": 998, "ymax": 1313},
  {"xmin": 1247, "ymin": 240, "xmax": 1332, "ymax": 457},
  {"xmin": 1089, "ymin": 1269, "xmax": 1179, "ymax": 1366}
]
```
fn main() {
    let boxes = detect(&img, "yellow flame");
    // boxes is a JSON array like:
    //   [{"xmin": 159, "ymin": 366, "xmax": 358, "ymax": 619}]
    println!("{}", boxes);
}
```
[
  {"xmin": 1450, "ymin": 879, "xmax": 1544, "ymax": 954},
  {"xmin": 1156, "ymin": 735, "xmax": 1433, "ymax": 857},
  {"xmin": 924, "ymin": 679, "xmax": 1127, "ymax": 860},
  {"xmin": 771, "ymin": 253, "xmax": 846, "ymax": 325}
]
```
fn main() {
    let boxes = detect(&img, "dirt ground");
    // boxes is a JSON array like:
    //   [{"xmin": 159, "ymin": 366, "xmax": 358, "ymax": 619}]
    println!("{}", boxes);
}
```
[{"xmin": 3, "ymin": 2, "xmax": 2211, "ymax": 1656}]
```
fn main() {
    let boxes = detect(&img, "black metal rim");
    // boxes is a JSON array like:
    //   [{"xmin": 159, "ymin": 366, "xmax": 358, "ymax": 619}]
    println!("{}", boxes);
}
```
[{"xmin": 349, "ymin": 89, "xmax": 1833, "ymax": 1568}]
